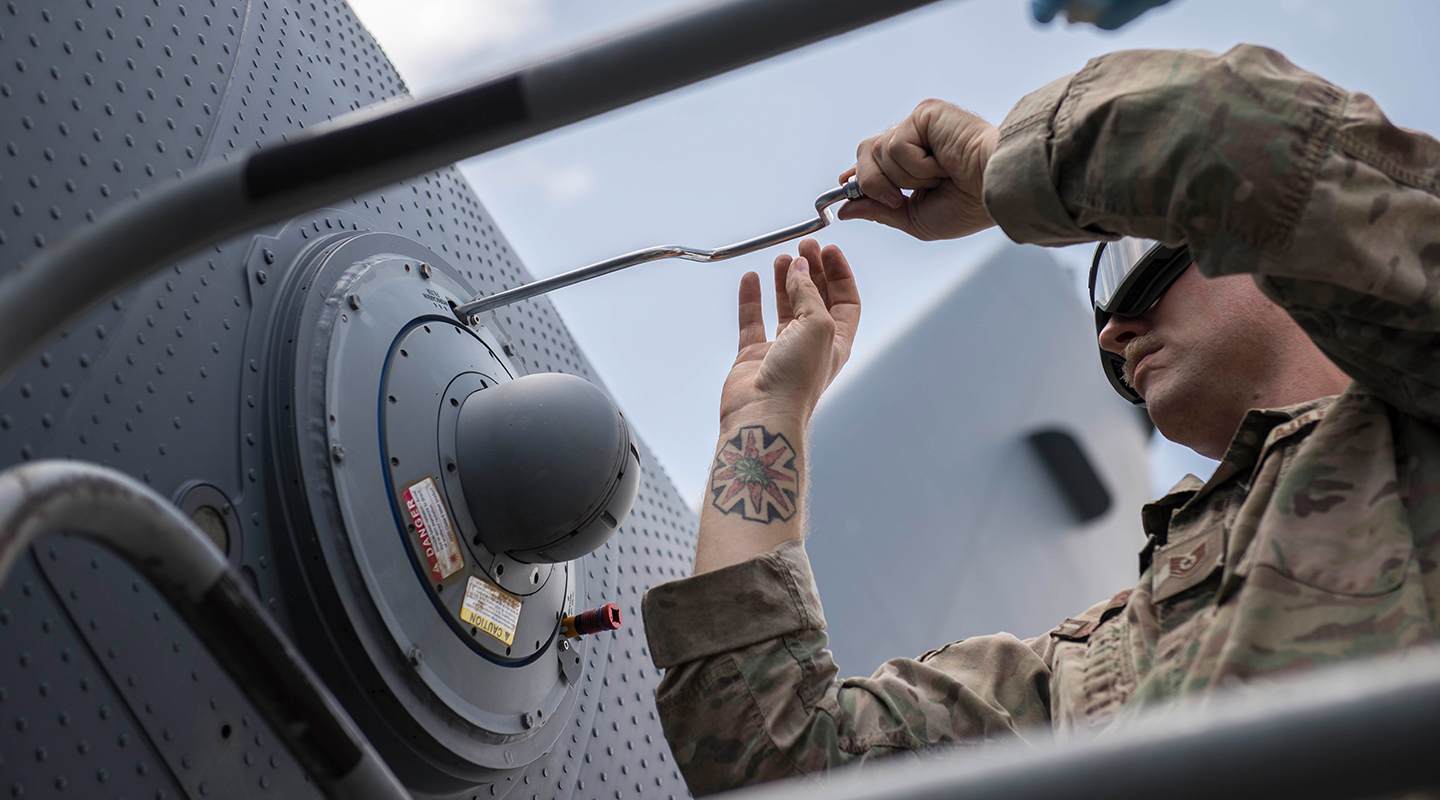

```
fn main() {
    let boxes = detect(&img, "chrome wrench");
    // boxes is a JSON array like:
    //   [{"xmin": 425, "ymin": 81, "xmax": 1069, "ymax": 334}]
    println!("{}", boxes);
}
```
[{"xmin": 453, "ymin": 177, "xmax": 865, "ymax": 319}]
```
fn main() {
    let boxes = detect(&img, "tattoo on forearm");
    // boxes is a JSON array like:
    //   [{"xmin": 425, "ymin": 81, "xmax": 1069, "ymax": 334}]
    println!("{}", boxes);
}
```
[{"xmin": 710, "ymin": 426, "xmax": 798, "ymax": 522}]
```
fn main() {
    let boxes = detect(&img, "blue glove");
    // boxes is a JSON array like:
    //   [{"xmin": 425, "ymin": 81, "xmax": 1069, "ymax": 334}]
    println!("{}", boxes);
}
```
[{"xmin": 1032, "ymin": 0, "xmax": 1177, "ymax": 29}]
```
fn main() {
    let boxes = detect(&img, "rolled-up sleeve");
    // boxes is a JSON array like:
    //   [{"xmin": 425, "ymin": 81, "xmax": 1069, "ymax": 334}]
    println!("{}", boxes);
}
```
[
  {"xmin": 643, "ymin": 541, "xmax": 1053, "ymax": 796},
  {"xmin": 644, "ymin": 539, "xmax": 825, "ymax": 669}
]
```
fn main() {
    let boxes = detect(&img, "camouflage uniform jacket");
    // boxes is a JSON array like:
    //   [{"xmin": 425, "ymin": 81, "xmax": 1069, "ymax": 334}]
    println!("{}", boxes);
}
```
[{"xmin": 641, "ymin": 45, "xmax": 1440, "ymax": 796}]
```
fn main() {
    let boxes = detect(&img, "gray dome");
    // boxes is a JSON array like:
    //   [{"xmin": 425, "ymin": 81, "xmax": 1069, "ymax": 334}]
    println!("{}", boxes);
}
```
[{"xmin": 456, "ymin": 373, "xmax": 640, "ymax": 563}]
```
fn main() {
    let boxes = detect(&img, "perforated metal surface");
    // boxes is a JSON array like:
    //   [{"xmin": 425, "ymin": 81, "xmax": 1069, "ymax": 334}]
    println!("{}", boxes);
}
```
[{"xmin": 0, "ymin": 1, "xmax": 699, "ymax": 798}]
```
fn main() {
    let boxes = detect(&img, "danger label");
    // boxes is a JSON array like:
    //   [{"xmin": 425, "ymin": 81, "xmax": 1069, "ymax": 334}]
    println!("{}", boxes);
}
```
[
  {"xmin": 461, "ymin": 576, "xmax": 522, "ymax": 646},
  {"xmin": 402, "ymin": 477, "xmax": 464, "ymax": 583}
]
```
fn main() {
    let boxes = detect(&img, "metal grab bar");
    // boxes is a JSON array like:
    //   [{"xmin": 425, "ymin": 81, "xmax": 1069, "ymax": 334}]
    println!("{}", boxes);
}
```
[
  {"xmin": 453, "ymin": 178, "xmax": 865, "ymax": 318},
  {"xmin": 0, "ymin": 461, "xmax": 409, "ymax": 800},
  {"xmin": 0, "ymin": 0, "xmax": 950, "ymax": 390}
]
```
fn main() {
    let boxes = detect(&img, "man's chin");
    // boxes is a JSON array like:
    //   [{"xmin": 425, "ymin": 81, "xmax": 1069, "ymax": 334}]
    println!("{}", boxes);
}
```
[
  {"xmin": 1137, "ymin": 374, "xmax": 1173, "ymax": 423},
  {"xmin": 1140, "ymin": 381, "xmax": 1190, "ymax": 445}
]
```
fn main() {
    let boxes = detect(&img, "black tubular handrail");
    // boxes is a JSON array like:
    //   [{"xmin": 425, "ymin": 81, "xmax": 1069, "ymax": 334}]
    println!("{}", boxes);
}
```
[
  {"xmin": 726, "ymin": 648, "xmax": 1440, "ymax": 800},
  {"xmin": 0, "ymin": 0, "xmax": 954, "ymax": 389},
  {"xmin": 0, "ymin": 461, "xmax": 410, "ymax": 800}
]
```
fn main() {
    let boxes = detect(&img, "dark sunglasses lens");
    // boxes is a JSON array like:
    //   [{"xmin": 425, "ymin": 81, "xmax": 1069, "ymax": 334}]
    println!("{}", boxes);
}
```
[{"xmin": 1092, "ymin": 238, "xmax": 1159, "ymax": 311}]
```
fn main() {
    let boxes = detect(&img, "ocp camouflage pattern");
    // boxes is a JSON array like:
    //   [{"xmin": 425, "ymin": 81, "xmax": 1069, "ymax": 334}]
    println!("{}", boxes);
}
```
[{"xmin": 642, "ymin": 45, "xmax": 1440, "ymax": 795}]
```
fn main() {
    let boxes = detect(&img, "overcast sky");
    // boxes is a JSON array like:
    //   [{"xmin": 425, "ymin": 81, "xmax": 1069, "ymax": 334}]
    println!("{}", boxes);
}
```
[{"xmin": 346, "ymin": 0, "xmax": 1440, "ymax": 505}]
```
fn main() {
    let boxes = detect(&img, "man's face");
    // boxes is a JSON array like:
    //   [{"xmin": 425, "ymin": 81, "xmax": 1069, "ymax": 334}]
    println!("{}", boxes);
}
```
[{"xmin": 1097, "ymin": 265, "xmax": 1302, "ymax": 455}]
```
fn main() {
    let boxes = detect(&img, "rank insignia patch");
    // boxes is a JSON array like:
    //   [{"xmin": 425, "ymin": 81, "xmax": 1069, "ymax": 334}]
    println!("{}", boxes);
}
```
[{"xmin": 1154, "ymin": 530, "xmax": 1223, "ymax": 601}]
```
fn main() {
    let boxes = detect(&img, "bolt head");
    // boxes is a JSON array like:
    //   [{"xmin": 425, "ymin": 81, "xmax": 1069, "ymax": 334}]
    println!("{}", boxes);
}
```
[
  {"xmin": 559, "ymin": 639, "xmax": 570, "ymax": 652},
  {"xmin": 262, "ymin": 249, "xmax": 276, "ymax": 265},
  {"xmin": 331, "ymin": 444, "xmax": 345, "ymax": 463},
  {"xmin": 503, "ymin": 341, "xmax": 516, "ymax": 357},
  {"xmin": 255, "ymin": 270, "xmax": 268, "ymax": 285},
  {"xmin": 408, "ymin": 646, "xmax": 422, "ymax": 666},
  {"xmin": 347, "ymin": 293, "xmax": 362, "ymax": 310},
  {"xmin": 419, "ymin": 263, "xmax": 433, "ymax": 279},
  {"xmin": 521, "ymin": 712, "xmax": 535, "ymax": 729}
]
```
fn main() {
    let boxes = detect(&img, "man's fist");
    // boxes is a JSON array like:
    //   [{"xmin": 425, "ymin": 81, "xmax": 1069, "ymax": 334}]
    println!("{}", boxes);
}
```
[{"xmin": 838, "ymin": 99, "xmax": 999, "ymax": 241}]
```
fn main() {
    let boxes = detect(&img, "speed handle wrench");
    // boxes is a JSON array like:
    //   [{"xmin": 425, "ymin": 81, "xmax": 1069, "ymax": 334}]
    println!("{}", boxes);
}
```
[{"xmin": 453, "ymin": 177, "xmax": 866, "ymax": 319}]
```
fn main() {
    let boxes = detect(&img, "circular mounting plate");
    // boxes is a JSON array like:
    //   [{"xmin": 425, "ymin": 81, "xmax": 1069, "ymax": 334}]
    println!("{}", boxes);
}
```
[
  {"xmin": 380, "ymin": 321, "xmax": 566, "ymax": 664},
  {"xmin": 268, "ymin": 230, "xmax": 585, "ymax": 782}
]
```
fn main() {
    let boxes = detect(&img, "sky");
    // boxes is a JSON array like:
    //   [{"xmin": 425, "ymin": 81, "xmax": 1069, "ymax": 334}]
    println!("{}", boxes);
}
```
[{"xmin": 345, "ymin": 0, "xmax": 1440, "ymax": 506}]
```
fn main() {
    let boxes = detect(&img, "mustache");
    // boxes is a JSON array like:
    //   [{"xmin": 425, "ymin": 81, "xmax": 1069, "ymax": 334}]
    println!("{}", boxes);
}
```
[{"xmin": 1121, "ymin": 333, "xmax": 1163, "ymax": 388}]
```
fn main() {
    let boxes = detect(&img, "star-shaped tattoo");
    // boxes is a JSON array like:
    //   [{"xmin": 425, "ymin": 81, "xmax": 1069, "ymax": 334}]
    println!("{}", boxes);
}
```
[{"xmin": 710, "ymin": 426, "xmax": 798, "ymax": 522}]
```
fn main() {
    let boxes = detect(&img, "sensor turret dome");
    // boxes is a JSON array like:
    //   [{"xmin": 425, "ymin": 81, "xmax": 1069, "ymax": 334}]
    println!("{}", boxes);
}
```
[{"xmin": 456, "ymin": 373, "xmax": 640, "ymax": 563}]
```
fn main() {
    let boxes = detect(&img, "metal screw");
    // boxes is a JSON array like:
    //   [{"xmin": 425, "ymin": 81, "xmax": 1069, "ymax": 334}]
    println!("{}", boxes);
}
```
[
  {"xmin": 419, "ymin": 263, "xmax": 433, "ymax": 279},
  {"xmin": 408, "ymin": 646, "xmax": 422, "ymax": 666},
  {"xmin": 262, "ymin": 249, "xmax": 275, "ymax": 265},
  {"xmin": 559, "ymin": 639, "xmax": 570, "ymax": 652},
  {"xmin": 255, "ymin": 270, "xmax": 267, "ymax": 285},
  {"xmin": 521, "ymin": 712, "xmax": 535, "ymax": 729},
  {"xmin": 529, "ymin": 567, "xmax": 540, "ymax": 586},
  {"xmin": 331, "ymin": 444, "xmax": 345, "ymax": 463},
  {"xmin": 347, "ymin": 293, "xmax": 362, "ymax": 310},
  {"xmin": 503, "ymin": 341, "xmax": 516, "ymax": 357}
]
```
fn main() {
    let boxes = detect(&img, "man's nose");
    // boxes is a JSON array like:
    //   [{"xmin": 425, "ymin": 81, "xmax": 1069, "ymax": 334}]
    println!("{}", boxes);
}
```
[{"xmin": 1098, "ymin": 313, "xmax": 1148, "ymax": 355}]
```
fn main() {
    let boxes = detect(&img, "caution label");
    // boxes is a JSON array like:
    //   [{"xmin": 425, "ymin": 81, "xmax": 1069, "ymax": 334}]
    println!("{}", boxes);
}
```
[
  {"xmin": 461, "ymin": 575, "xmax": 522, "ymax": 646},
  {"xmin": 402, "ymin": 476, "xmax": 464, "ymax": 583}
]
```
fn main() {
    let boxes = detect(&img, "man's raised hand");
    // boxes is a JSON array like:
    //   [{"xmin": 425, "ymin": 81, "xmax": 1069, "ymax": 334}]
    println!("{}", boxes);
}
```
[
  {"xmin": 719, "ymin": 239, "xmax": 860, "ymax": 430},
  {"xmin": 838, "ymin": 99, "xmax": 1000, "ymax": 241}
]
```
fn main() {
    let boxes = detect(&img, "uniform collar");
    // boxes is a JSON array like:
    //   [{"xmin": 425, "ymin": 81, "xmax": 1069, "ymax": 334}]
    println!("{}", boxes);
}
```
[
  {"xmin": 1164, "ymin": 394, "xmax": 1338, "ymax": 508},
  {"xmin": 1137, "ymin": 394, "xmax": 1339, "ymax": 575}
]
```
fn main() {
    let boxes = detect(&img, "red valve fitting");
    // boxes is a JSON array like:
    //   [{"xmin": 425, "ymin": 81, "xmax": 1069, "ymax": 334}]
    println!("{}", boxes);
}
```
[{"xmin": 562, "ymin": 603, "xmax": 621, "ymax": 638}]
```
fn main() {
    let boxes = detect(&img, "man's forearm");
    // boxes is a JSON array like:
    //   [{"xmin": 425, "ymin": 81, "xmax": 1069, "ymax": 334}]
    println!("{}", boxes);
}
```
[{"xmin": 692, "ymin": 412, "xmax": 806, "ymax": 575}]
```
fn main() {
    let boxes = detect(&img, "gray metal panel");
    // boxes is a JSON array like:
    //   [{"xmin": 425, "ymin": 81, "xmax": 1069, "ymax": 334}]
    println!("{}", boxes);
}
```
[
  {"xmin": 34, "ymin": 534, "xmax": 325, "ymax": 799},
  {"xmin": 0, "ymin": 552, "xmax": 192, "ymax": 799},
  {"xmin": 0, "ymin": 1, "xmax": 698, "ymax": 797},
  {"xmin": 805, "ymin": 244, "xmax": 1149, "ymax": 676}
]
